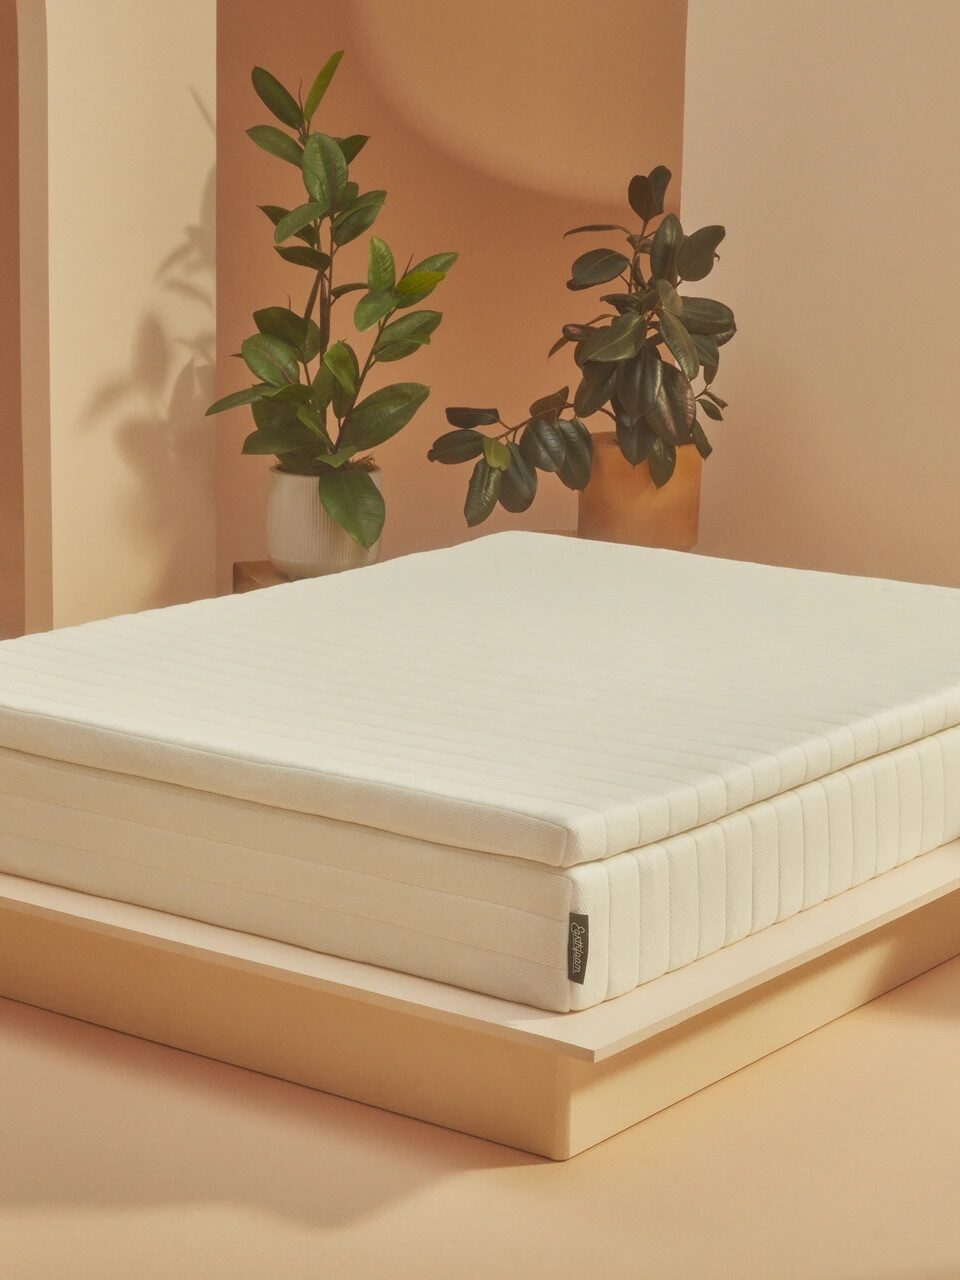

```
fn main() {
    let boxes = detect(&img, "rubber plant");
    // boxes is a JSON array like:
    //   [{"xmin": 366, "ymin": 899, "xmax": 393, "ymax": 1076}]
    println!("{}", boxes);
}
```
[
  {"xmin": 429, "ymin": 165, "xmax": 735, "ymax": 526},
  {"xmin": 208, "ymin": 52, "xmax": 457, "ymax": 547}
]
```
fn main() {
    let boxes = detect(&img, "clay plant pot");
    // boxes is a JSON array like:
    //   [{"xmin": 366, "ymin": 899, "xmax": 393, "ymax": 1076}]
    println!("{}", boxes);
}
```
[{"xmin": 577, "ymin": 431, "xmax": 702, "ymax": 550}]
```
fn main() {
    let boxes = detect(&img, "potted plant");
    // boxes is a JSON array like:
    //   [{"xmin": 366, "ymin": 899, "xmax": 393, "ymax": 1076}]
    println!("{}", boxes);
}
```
[
  {"xmin": 428, "ymin": 166, "xmax": 734, "ymax": 548},
  {"xmin": 208, "ymin": 51, "xmax": 456, "ymax": 577}
]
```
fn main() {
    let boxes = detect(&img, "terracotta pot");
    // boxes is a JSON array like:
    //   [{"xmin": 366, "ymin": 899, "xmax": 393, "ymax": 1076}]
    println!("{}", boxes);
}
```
[
  {"xmin": 577, "ymin": 432, "xmax": 702, "ymax": 550},
  {"xmin": 266, "ymin": 466, "xmax": 383, "ymax": 579}
]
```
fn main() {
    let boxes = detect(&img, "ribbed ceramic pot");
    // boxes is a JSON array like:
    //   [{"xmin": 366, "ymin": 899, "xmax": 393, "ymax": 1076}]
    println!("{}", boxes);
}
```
[{"xmin": 266, "ymin": 466, "xmax": 382, "ymax": 579}]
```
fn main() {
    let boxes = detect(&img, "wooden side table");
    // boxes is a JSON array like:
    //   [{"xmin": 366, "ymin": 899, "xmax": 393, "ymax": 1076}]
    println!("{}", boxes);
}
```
[{"xmin": 232, "ymin": 561, "xmax": 290, "ymax": 593}]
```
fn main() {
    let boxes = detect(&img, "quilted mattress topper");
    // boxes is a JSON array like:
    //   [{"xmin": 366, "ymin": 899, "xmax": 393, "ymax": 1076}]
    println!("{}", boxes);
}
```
[{"xmin": 0, "ymin": 532, "xmax": 958, "ymax": 870}]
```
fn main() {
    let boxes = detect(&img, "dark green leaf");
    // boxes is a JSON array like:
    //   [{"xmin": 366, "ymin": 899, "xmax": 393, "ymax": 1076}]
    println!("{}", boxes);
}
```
[
  {"xmin": 407, "ymin": 252, "xmax": 458, "ymax": 274},
  {"xmin": 651, "ymin": 213, "xmax": 682, "ymax": 282},
  {"xmin": 647, "ymin": 165, "xmax": 672, "ymax": 216},
  {"xmin": 333, "ymin": 190, "xmax": 386, "ymax": 245},
  {"xmin": 564, "ymin": 223, "xmax": 630, "ymax": 237},
  {"xmin": 445, "ymin": 407, "xmax": 499, "ymax": 428},
  {"xmin": 547, "ymin": 334, "xmax": 570, "ymax": 358},
  {"xmin": 302, "ymin": 133, "xmax": 347, "ymax": 206},
  {"xmin": 206, "ymin": 385, "xmax": 268, "ymax": 416},
  {"xmin": 252, "ymin": 394, "xmax": 301, "ymax": 434},
  {"xmin": 247, "ymin": 126, "xmax": 303, "ymax": 166},
  {"xmin": 242, "ymin": 424, "xmax": 309, "ymax": 455},
  {"xmin": 254, "ymin": 307, "xmax": 321, "ymax": 361},
  {"xmin": 275, "ymin": 245, "xmax": 331, "ymax": 270},
  {"xmin": 646, "ymin": 362, "xmax": 696, "ymax": 444},
  {"xmin": 393, "ymin": 269, "xmax": 445, "ymax": 306},
  {"xmin": 519, "ymin": 418, "xmax": 566, "ymax": 473},
  {"xmin": 354, "ymin": 290, "xmax": 396, "ymax": 332},
  {"xmin": 677, "ymin": 225, "xmax": 725, "ymax": 282},
  {"xmin": 274, "ymin": 202, "xmax": 328, "ymax": 243},
  {"xmin": 568, "ymin": 247, "xmax": 631, "ymax": 291},
  {"xmin": 259, "ymin": 204, "xmax": 316, "ymax": 246},
  {"xmin": 304, "ymin": 50, "xmax": 344, "ymax": 123},
  {"xmin": 367, "ymin": 236, "xmax": 396, "ymax": 292},
  {"xmin": 648, "ymin": 437, "xmax": 677, "ymax": 487},
  {"xmin": 659, "ymin": 311, "xmax": 699, "ymax": 380},
  {"xmin": 336, "ymin": 133, "xmax": 369, "ymax": 163},
  {"xmin": 311, "ymin": 364, "xmax": 335, "ymax": 411},
  {"xmin": 528, "ymin": 387, "xmax": 569, "ymax": 420},
  {"xmin": 578, "ymin": 313, "xmax": 644, "ymax": 363},
  {"xmin": 616, "ymin": 343, "xmax": 663, "ymax": 418},
  {"xmin": 464, "ymin": 459, "xmax": 501, "ymax": 527},
  {"xmin": 483, "ymin": 437, "xmax": 511, "ymax": 470},
  {"xmin": 317, "ymin": 467, "xmax": 384, "ymax": 548},
  {"xmin": 556, "ymin": 418, "xmax": 593, "ymax": 490},
  {"xmin": 498, "ymin": 443, "xmax": 538, "ymax": 512},
  {"xmin": 628, "ymin": 174, "xmax": 655, "ymax": 222},
  {"xmin": 615, "ymin": 413, "xmax": 658, "ymax": 465},
  {"xmin": 251, "ymin": 67, "xmax": 302, "ymax": 129},
  {"xmin": 314, "ymin": 446, "xmax": 359, "ymax": 469},
  {"xmin": 241, "ymin": 334, "xmax": 300, "ymax": 386},
  {"xmin": 679, "ymin": 297, "xmax": 736, "ymax": 336},
  {"xmin": 691, "ymin": 420, "xmax": 713, "ymax": 459},
  {"xmin": 573, "ymin": 362, "xmax": 618, "ymax": 416},
  {"xmin": 340, "ymin": 382, "xmax": 430, "ymax": 451},
  {"xmin": 654, "ymin": 279, "xmax": 682, "ymax": 314},
  {"xmin": 698, "ymin": 397, "xmax": 723, "ymax": 421},
  {"xmin": 703, "ymin": 389, "xmax": 728, "ymax": 409},
  {"xmin": 428, "ymin": 429, "xmax": 485, "ymax": 464},
  {"xmin": 373, "ymin": 309, "xmax": 441, "ymax": 362},
  {"xmin": 331, "ymin": 281, "xmax": 366, "ymax": 300}
]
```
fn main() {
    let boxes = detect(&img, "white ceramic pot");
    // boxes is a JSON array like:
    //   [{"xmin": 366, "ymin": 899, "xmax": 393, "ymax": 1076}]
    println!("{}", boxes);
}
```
[{"xmin": 266, "ymin": 466, "xmax": 383, "ymax": 579}]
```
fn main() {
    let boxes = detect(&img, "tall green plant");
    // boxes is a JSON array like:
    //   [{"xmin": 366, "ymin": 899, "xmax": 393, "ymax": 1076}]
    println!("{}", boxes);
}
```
[
  {"xmin": 208, "ymin": 52, "xmax": 457, "ymax": 547},
  {"xmin": 429, "ymin": 166, "xmax": 734, "ymax": 527}
]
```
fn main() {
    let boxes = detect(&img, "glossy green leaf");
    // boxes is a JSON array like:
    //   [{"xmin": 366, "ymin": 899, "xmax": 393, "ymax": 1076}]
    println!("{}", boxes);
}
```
[
  {"xmin": 275, "ymin": 245, "xmax": 331, "ymax": 270},
  {"xmin": 628, "ymin": 174, "xmax": 655, "ymax": 222},
  {"xmin": 304, "ymin": 50, "xmax": 344, "ymax": 123},
  {"xmin": 310, "ymin": 364, "xmax": 335, "ymax": 411},
  {"xmin": 240, "ymin": 334, "xmax": 300, "ymax": 386},
  {"xmin": 273, "ymin": 202, "xmax": 328, "ymax": 244},
  {"xmin": 651, "ymin": 213, "xmax": 682, "ymax": 282},
  {"xmin": 373, "ymin": 309, "xmax": 441, "ymax": 361},
  {"xmin": 259, "ymin": 204, "xmax": 316, "ymax": 246},
  {"xmin": 519, "ymin": 418, "xmax": 566, "ymax": 473},
  {"xmin": 251, "ymin": 67, "xmax": 303, "ymax": 129},
  {"xmin": 464, "ymin": 458, "xmax": 501, "ymax": 527},
  {"xmin": 317, "ymin": 466, "xmax": 384, "ymax": 548},
  {"xmin": 616, "ymin": 343, "xmax": 663, "ymax": 419},
  {"xmin": 568, "ymin": 247, "xmax": 631, "ymax": 291},
  {"xmin": 564, "ymin": 223, "xmax": 630, "ymax": 237},
  {"xmin": 302, "ymin": 133, "xmax": 347, "ymax": 206},
  {"xmin": 242, "ymin": 424, "xmax": 308, "ymax": 455},
  {"xmin": 206, "ymin": 385, "xmax": 268, "ymax": 416},
  {"xmin": 314, "ymin": 446, "xmax": 360, "ymax": 469},
  {"xmin": 354, "ymin": 290, "xmax": 396, "ymax": 332},
  {"xmin": 246, "ymin": 126, "xmax": 303, "ymax": 166},
  {"xmin": 556, "ymin": 418, "xmax": 593, "ymax": 490},
  {"xmin": 254, "ymin": 307, "xmax": 321, "ymax": 361},
  {"xmin": 498, "ymin": 443, "xmax": 538, "ymax": 512},
  {"xmin": 660, "ymin": 311, "xmax": 699, "ymax": 380},
  {"xmin": 336, "ymin": 134, "xmax": 369, "ymax": 163},
  {"xmin": 648, "ymin": 437, "xmax": 677, "ymax": 487},
  {"xmin": 615, "ymin": 414, "xmax": 657, "ymax": 465},
  {"xmin": 573, "ymin": 362, "xmax": 618, "ymax": 417},
  {"xmin": 323, "ymin": 341, "xmax": 358, "ymax": 396},
  {"xmin": 654, "ymin": 279, "xmax": 682, "ymax": 315},
  {"xmin": 295, "ymin": 404, "xmax": 333, "ymax": 445},
  {"xmin": 677, "ymin": 225, "xmax": 725, "ymax": 282},
  {"xmin": 330, "ymin": 282, "xmax": 366, "ymax": 300},
  {"xmin": 691, "ymin": 420, "xmax": 713, "ymax": 459},
  {"xmin": 339, "ymin": 382, "xmax": 430, "ymax": 451},
  {"xmin": 648, "ymin": 165, "xmax": 672, "ymax": 216},
  {"xmin": 332, "ymin": 190, "xmax": 386, "ymax": 245},
  {"xmin": 427, "ymin": 429, "xmax": 485, "ymax": 464},
  {"xmin": 367, "ymin": 236, "xmax": 396, "ymax": 292},
  {"xmin": 445, "ymin": 407, "xmax": 499, "ymax": 428},
  {"xmin": 483, "ymin": 437, "xmax": 511, "ymax": 470},
  {"xmin": 578, "ymin": 313, "xmax": 644, "ymax": 363},
  {"xmin": 698, "ymin": 397, "xmax": 723, "ymax": 421},
  {"xmin": 679, "ymin": 297, "xmax": 736, "ymax": 336},
  {"xmin": 645, "ymin": 362, "xmax": 696, "ymax": 444},
  {"xmin": 393, "ymin": 269, "xmax": 446, "ymax": 307},
  {"xmin": 528, "ymin": 387, "xmax": 569, "ymax": 420}
]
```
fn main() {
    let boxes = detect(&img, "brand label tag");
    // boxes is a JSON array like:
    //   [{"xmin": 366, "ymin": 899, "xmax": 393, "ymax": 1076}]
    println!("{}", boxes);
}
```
[{"xmin": 567, "ymin": 913, "xmax": 589, "ymax": 984}]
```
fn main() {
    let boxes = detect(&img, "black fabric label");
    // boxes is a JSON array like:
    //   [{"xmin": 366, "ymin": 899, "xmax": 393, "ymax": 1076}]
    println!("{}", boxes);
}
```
[{"xmin": 567, "ymin": 913, "xmax": 589, "ymax": 984}]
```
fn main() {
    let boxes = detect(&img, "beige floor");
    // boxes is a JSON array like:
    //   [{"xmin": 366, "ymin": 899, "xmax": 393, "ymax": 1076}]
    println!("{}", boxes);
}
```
[{"xmin": 1, "ymin": 959, "xmax": 959, "ymax": 1280}]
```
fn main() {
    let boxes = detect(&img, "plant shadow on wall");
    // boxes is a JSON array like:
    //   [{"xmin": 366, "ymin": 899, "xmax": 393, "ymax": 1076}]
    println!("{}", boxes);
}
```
[{"xmin": 81, "ymin": 104, "xmax": 216, "ymax": 608}]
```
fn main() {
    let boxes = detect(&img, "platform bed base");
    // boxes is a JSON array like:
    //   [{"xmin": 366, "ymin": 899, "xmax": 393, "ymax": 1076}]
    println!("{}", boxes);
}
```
[{"xmin": 2, "ymin": 848, "xmax": 960, "ymax": 1160}]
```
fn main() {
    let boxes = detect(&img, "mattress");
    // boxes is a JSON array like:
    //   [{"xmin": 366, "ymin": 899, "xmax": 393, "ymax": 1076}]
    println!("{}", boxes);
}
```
[{"xmin": 0, "ymin": 532, "xmax": 958, "ymax": 1012}]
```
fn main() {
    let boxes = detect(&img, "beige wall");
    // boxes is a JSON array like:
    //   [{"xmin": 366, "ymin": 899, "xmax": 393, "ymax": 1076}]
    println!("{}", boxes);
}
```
[
  {"xmin": 685, "ymin": 0, "xmax": 960, "ymax": 587},
  {"xmin": 19, "ymin": 0, "xmax": 217, "ymax": 629},
  {"xmin": 0, "ymin": 0, "xmax": 24, "ymax": 638},
  {"xmin": 216, "ymin": 0, "xmax": 687, "ymax": 587}
]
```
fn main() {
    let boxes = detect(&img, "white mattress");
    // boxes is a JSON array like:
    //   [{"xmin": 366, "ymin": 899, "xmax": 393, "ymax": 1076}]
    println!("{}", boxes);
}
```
[{"xmin": 0, "ymin": 532, "xmax": 958, "ymax": 1011}]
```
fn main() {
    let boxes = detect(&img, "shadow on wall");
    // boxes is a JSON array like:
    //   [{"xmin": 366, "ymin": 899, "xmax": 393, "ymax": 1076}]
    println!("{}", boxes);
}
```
[{"xmin": 80, "ymin": 110, "xmax": 216, "ymax": 612}]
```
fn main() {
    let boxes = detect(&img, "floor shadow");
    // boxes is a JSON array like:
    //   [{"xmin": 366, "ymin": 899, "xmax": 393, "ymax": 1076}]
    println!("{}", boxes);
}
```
[{"xmin": 0, "ymin": 998, "xmax": 538, "ymax": 1228}]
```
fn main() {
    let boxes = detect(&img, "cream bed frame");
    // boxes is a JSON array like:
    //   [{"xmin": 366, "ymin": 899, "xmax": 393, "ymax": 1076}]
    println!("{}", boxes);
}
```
[{"xmin": 2, "ymin": 841, "xmax": 960, "ymax": 1160}]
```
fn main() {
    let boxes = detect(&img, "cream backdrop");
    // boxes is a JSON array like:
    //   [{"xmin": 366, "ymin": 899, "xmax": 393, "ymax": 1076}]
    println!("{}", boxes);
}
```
[
  {"xmin": 685, "ymin": 0, "xmax": 960, "ymax": 587},
  {"xmin": 0, "ymin": 1, "xmax": 23, "ymax": 638},
  {"xmin": 215, "ymin": 0, "xmax": 688, "ymax": 588}
]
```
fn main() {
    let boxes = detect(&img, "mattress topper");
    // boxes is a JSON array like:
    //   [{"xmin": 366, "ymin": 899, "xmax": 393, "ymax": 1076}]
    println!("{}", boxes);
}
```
[{"xmin": 0, "ymin": 532, "xmax": 958, "ymax": 869}]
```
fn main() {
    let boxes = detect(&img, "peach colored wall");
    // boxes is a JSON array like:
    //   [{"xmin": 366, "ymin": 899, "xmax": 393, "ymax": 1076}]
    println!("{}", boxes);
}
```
[
  {"xmin": 216, "ymin": 0, "xmax": 687, "ymax": 587},
  {"xmin": 0, "ymin": 0, "xmax": 24, "ymax": 638},
  {"xmin": 685, "ymin": 0, "xmax": 960, "ymax": 588}
]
